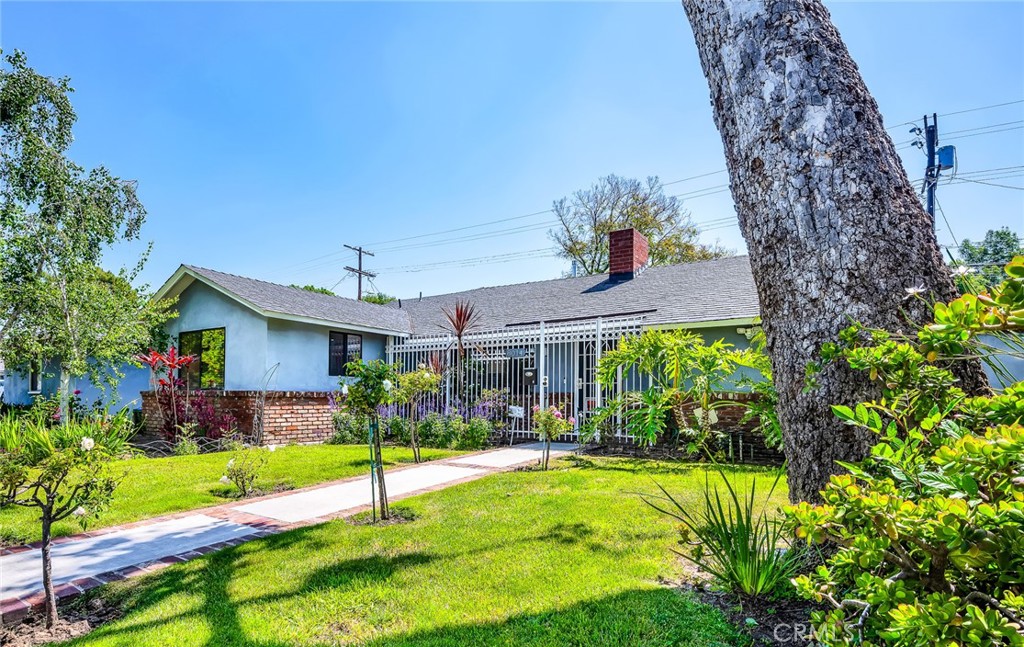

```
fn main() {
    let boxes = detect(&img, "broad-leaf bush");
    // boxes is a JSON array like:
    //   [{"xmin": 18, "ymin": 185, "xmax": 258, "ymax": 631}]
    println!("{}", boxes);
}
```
[{"xmin": 790, "ymin": 257, "xmax": 1024, "ymax": 646}]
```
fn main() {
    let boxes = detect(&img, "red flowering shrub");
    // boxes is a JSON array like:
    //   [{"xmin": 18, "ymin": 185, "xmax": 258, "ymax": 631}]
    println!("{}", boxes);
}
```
[{"xmin": 137, "ymin": 348, "xmax": 236, "ymax": 441}]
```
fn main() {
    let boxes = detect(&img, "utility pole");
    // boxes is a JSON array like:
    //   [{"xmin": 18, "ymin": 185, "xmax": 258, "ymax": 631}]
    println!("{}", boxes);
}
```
[
  {"xmin": 923, "ymin": 113, "xmax": 939, "ymax": 221},
  {"xmin": 343, "ymin": 244, "xmax": 376, "ymax": 300}
]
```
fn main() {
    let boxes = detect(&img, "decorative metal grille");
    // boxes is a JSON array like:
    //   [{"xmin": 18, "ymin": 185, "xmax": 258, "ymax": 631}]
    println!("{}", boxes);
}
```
[{"xmin": 386, "ymin": 316, "xmax": 646, "ymax": 443}]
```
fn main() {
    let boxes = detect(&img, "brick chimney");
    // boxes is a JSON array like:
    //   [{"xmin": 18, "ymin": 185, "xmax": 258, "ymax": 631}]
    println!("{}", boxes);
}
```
[{"xmin": 608, "ymin": 228, "xmax": 649, "ymax": 279}]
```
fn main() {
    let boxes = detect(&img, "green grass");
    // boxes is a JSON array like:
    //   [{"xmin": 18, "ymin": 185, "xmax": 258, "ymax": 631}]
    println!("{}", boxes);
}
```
[
  {"xmin": 0, "ymin": 445, "xmax": 462, "ymax": 545},
  {"xmin": 59, "ymin": 456, "xmax": 787, "ymax": 646}
]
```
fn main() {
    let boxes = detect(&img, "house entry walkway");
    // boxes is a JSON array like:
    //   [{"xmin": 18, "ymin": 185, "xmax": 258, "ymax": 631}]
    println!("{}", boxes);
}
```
[{"xmin": 0, "ymin": 442, "xmax": 576, "ymax": 624}]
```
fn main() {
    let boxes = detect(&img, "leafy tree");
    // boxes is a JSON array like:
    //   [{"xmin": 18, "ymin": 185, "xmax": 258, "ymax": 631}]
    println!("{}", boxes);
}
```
[
  {"xmin": 363, "ymin": 292, "xmax": 396, "ymax": 305},
  {"xmin": 0, "ymin": 50, "xmax": 165, "ymax": 415},
  {"xmin": 395, "ymin": 366, "xmax": 441, "ymax": 463},
  {"xmin": 340, "ymin": 360, "xmax": 398, "ymax": 521},
  {"xmin": 955, "ymin": 227, "xmax": 1024, "ymax": 289},
  {"xmin": 290, "ymin": 284, "xmax": 336, "ymax": 296},
  {"xmin": 549, "ymin": 174, "xmax": 730, "ymax": 275},
  {"xmin": 3, "ymin": 265, "xmax": 170, "ymax": 420},
  {"xmin": 0, "ymin": 413, "xmax": 131, "ymax": 628},
  {"xmin": 679, "ymin": 0, "xmax": 988, "ymax": 502}
]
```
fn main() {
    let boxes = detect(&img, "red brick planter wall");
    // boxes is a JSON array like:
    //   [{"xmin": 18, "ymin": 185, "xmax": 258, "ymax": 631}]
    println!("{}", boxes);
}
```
[{"xmin": 140, "ymin": 391, "xmax": 334, "ymax": 445}]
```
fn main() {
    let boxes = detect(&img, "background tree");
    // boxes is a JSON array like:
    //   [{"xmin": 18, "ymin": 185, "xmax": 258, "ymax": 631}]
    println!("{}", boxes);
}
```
[
  {"xmin": 0, "ymin": 50, "xmax": 162, "ymax": 415},
  {"xmin": 363, "ymin": 292, "xmax": 396, "ymax": 305},
  {"xmin": 549, "ymin": 174, "xmax": 730, "ymax": 275},
  {"xmin": 955, "ymin": 227, "xmax": 1024, "ymax": 289},
  {"xmin": 3, "ymin": 265, "xmax": 171, "ymax": 421},
  {"xmin": 679, "ymin": 0, "xmax": 989, "ymax": 502},
  {"xmin": 290, "ymin": 284, "xmax": 336, "ymax": 296},
  {"xmin": 0, "ymin": 50, "xmax": 147, "ymax": 349}
]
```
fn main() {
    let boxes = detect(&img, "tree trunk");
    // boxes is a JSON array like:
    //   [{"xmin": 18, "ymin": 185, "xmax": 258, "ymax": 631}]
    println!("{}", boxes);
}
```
[
  {"xmin": 58, "ymin": 367, "xmax": 71, "ymax": 425},
  {"xmin": 411, "ymin": 405, "xmax": 421, "ymax": 464},
  {"xmin": 679, "ymin": 0, "xmax": 989, "ymax": 502},
  {"xmin": 372, "ymin": 417, "xmax": 389, "ymax": 519},
  {"xmin": 41, "ymin": 512, "xmax": 58, "ymax": 629}
]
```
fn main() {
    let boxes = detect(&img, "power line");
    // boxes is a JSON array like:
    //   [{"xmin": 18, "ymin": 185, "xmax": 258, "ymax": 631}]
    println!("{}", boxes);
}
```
[
  {"xmin": 951, "ymin": 177, "xmax": 1024, "ymax": 191},
  {"xmin": 279, "ymin": 98, "xmax": 1023, "ymax": 281}
]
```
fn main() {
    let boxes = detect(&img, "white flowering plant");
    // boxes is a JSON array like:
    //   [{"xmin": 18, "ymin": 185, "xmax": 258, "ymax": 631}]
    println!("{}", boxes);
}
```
[
  {"xmin": 532, "ymin": 405, "xmax": 575, "ymax": 470},
  {"xmin": 221, "ymin": 446, "xmax": 271, "ymax": 498},
  {"xmin": 339, "ymin": 359, "xmax": 400, "ymax": 521},
  {"xmin": 0, "ymin": 411, "xmax": 131, "ymax": 627}
]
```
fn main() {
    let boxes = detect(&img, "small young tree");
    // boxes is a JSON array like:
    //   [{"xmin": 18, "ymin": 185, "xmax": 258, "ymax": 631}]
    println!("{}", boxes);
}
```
[
  {"xmin": 0, "ymin": 413, "xmax": 130, "ymax": 628},
  {"xmin": 531, "ymin": 405, "xmax": 574, "ymax": 470},
  {"xmin": 396, "ymin": 365, "xmax": 441, "ymax": 463},
  {"xmin": 341, "ymin": 360, "xmax": 398, "ymax": 521}
]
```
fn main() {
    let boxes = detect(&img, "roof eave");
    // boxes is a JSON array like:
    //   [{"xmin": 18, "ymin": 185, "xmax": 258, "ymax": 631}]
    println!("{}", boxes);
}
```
[{"xmin": 154, "ymin": 266, "xmax": 411, "ymax": 337}]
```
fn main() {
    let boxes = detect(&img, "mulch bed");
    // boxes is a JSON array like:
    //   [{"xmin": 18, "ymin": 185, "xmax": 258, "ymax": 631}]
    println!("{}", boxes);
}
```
[
  {"xmin": 1, "ymin": 597, "xmax": 122, "ymax": 647},
  {"xmin": 346, "ymin": 507, "xmax": 418, "ymax": 526},
  {"xmin": 682, "ymin": 581, "xmax": 826, "ymax": 646}
]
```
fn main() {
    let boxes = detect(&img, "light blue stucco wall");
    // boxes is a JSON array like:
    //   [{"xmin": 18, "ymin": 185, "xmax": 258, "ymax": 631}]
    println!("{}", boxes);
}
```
[
  {"xmin": 266, "ymin": 318, "xmax": 386, "ymax": 392},
  {"xmin": 166, "ymin": 281, "xmax": 269, "ymax": 391},
  {"xmin": 0, "ymin": 279, "xmax": 384, "ymax": 407},
  {"xmin": 1, "ymin": 358, "xmax": 149, "ymax": 410}
]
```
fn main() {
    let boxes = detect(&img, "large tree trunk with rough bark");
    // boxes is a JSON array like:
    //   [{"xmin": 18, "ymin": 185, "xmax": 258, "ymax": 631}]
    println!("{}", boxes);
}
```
[{"xmin": 680, "ymin": 0, "xmax": 989, "ymax": 502}]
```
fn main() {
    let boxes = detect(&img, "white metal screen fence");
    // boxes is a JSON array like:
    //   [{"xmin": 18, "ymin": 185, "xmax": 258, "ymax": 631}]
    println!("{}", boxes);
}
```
[{"xmin": 385, "ymin": 316, "xmax": 647, "ymax": 443}]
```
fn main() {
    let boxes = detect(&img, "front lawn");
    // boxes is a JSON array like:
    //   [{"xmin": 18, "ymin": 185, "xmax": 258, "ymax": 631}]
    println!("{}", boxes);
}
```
[
  {"xmin": 0, "ymin": 445, "xmax": 463, "ymax": 545},
  {"xmin": 60, "ymin": 456, "xmax": 786, "ymax": 646}
]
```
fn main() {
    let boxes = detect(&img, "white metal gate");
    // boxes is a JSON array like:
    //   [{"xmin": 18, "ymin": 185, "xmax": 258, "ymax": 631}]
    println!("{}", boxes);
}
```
[{"xmin": 386, "ymin": 316, "xmax": 645, "ymax": 442}]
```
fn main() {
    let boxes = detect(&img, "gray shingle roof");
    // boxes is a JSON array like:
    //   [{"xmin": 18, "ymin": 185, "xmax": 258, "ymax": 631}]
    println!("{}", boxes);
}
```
[
  {"xmin": 183, "ymin": 265, "xmax": 414, "ymax": 335},
  {"xmin": 394, "ymin": 255, "xmax": 759, "ymax": 334}
]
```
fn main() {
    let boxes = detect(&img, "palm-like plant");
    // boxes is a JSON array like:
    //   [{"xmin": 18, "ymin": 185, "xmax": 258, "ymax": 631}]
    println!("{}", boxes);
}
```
[
  {"xmin": 440, "ymin": 300, "xmax": 482, "ymax": 414},
  {"xmin": 440, "ymin": 299, "xmax": 482, "ymax": 358}
]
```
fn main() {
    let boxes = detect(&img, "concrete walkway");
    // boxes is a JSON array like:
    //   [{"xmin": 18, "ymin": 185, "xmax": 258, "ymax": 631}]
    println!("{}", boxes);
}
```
[{"xmin": 0, "ymin": 442, "xmax": 575, "ymax": 623}]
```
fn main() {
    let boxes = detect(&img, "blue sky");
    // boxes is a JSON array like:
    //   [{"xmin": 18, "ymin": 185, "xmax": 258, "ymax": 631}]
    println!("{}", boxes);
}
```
[{"xmin": 2, "ymin": 1, "xmax": 1022, "ymax": 299}]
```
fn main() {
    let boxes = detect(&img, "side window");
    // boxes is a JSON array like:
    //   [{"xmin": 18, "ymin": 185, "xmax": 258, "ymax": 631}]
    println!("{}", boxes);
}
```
[
  {"xmin": 29, "ymin": 363, "xmax": 42, "ymax": 393},
  {"xmin": 329, "ymin": 332, "xmax": 363, "ymax": 376}
]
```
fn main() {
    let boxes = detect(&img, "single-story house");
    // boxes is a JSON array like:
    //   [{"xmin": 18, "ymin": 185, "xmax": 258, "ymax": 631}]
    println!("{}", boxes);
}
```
[{"xmin": 4, "ymin": 229, "xmax": 773, "ymax": 450}]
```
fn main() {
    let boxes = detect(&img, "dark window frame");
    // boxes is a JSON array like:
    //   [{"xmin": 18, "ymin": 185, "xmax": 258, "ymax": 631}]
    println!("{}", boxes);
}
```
[
  {"xmin": 28, "ymin": 362, "xmax": 42, "ymax": 394},
  {"xmin": 329, "ymin": 332, "xmax": 363, "ymax": 377},
  {"xmin": 178, "ymin": 327, "xmax": 226, "ymax": 390}
]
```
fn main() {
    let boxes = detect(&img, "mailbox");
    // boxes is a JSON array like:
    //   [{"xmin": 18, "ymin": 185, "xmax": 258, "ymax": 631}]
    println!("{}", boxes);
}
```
[{"xmin": 522, "ymin": 365, "xmax": 538, "ymax": 387}]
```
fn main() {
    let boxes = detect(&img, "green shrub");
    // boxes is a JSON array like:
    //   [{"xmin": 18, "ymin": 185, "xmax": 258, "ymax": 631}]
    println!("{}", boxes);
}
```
[
  {"xmin": 329, "ymin": 411, "xmax": 367, "ymax": 445},
  {"xmin": 646, "ymin": 471, "xmax": 803, "ymax": 598},
  {"xmin": 457, "ymin": 417, "xmax": 492, "ymax": 450},
  {"xmin": 790, "ymin": 257, "xmax": 1024, "ymax": 646},
  {"xmin": 445, "ymin": 416, "xmax": 466, "ymax": 449},
  {"xmin": 220, "ymin": 446, "xmax": 272, "ymax": 498},
  {"xmin": 415, "ymin": 413, "xmax": 446, "ymax": 448},
  {"xmin": 384, "ymin": 416, "xmax": 410, "ymax": 444},
  {"xmin": 414, "ymin": 413, "xmax": 458, "ymax": 449}
]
